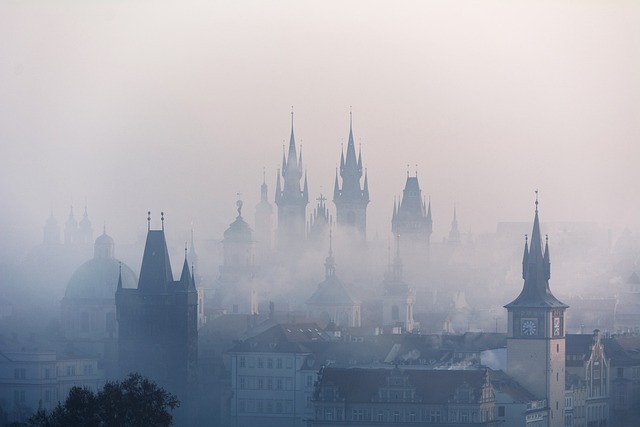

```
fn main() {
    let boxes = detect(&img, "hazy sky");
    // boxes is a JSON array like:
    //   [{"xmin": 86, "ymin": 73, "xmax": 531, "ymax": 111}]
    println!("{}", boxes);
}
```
[{"xmin": 2, "ymin": 1, "xmax": 639, "ymax": 255}]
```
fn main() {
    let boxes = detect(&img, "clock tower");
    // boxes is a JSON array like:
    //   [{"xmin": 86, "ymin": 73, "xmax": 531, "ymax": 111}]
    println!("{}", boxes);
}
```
[{"xmin": 505, "ymin": 197, "xmax": 568, "ymax": 427}]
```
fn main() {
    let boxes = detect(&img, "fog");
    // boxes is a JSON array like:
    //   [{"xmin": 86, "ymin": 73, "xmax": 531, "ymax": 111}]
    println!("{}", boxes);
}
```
[{"xmin": 1, "ymin": 1, "xmax": 639, "ymax": 261}]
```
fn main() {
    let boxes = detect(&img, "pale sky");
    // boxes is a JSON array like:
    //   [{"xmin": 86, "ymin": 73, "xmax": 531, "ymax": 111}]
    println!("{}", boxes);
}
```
[{"xmin": 1, "ymin": 1, "xmax": 639, "ymax": 254}]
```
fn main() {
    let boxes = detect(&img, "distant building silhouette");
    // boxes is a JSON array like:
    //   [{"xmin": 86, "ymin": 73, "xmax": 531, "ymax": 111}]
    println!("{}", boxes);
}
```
[
  {"xmin": 275, "ymin": 113, "xmax": 308, "ymax": 252},
  {"xmin": 391, "ymin": 172, "xmax": 432, "ymax": 247},
  {"xmin": 254, "ymin": 170, "xmax": 273, "ymax": 264},
  {"xmin": 333, "ymin": 113, "xmax": 369, "ymax": 243},
  {"xmin": 381, "ymin": 235, "xmax": 415, "ymax": 332},
  {"xmin": 307, "ymin": 232, "xmax": 360, "ymax": 328}
]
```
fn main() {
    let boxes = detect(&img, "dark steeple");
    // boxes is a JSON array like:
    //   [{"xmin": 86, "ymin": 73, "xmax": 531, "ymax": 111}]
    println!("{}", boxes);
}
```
[
  {"xmin": 505, "ymin": 197, "xmax": 567, "ymax": 309},
  {"xmin": 137, "ymin": 212, "xmax": 174, "ymax": 294}
]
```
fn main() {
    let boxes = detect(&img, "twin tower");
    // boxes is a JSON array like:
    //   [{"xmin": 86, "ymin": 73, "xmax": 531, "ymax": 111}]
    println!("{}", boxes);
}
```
[{"xmin": 274, "ymin": 112, "xmax": 369, "ymax": 250}]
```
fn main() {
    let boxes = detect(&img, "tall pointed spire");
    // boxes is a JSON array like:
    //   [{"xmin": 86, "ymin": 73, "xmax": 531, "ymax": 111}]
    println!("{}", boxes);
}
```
[
  {"xmin": 333, "ymin": 111, "xmax": 369, "ymax": 240},
  {"xmin": 506, "ymin": 193, "xmax": 566, "ymax": 309}
]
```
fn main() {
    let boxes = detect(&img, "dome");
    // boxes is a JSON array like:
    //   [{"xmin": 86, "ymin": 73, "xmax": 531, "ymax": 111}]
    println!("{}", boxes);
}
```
[
  {"xmin": 64, "ymin": 257, "xmax": 137, "ymax": 300},
  {"xmin": 307, "ymin": 276, "xmax": 356, "ymax": 306},
  {"xmin": 95, "ymin": 232, "xmax": 114, "ymax": 248},
  {"xmin": 223, "ymin": 216, "xmax": 253, "ymax": 242}
]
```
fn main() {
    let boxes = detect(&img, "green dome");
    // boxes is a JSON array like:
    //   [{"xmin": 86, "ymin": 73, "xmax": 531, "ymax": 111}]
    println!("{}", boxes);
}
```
[{"xmin": 64, "ymin": 257, "xmax": 137, "ymax": 300}]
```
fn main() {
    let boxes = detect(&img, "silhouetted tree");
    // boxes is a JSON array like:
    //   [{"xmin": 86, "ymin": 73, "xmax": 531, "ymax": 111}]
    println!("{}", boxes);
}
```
[{"xmin": 28, "ymin": 373, "xmax": 179, "ymax": 427}]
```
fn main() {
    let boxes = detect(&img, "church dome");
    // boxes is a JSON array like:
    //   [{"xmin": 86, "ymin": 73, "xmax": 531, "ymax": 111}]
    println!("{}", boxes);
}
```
[
  {"xmin": 64, "ymin": 232, "xmax": 137, "ymax": 300},
  {"xmin": 223, "ymin": 216, "xmax": 253, "ymax": 242},
  {"xmin": 64, "ymin": 258, "xmax": 137, "ymax": 299}
]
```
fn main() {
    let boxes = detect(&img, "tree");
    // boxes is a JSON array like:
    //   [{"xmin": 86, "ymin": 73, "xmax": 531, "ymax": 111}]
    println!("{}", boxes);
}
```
[{"xmin": 29, "ymin": 373, "xmax": 179, "ymax": 427}]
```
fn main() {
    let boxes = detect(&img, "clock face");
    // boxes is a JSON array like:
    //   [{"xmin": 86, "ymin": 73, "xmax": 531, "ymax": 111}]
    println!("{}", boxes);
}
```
[
  {"xmin": 521, "ymin": 319, "xmax": 537, "ymax": 336},
  {"xmin": 553, "ymin": 317, "xmax": 561, "ymax": 336}
]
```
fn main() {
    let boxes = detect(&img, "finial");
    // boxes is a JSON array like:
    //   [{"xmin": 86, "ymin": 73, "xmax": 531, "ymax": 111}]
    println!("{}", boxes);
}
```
[
  {"xmin": 103, "ymin": 221, "xmax": 106, "ymax": 235},
  {"xmin": 407, "ymin": 164, "xmax": 409, "ymax": 177},
  {"xmin": 415, "ymin": 164, "xmax": 418, "ymax": 177},
  {"xmin": 147, "ymin": 211, "xmax": 151, "ymax": 230},
  {"xmin": 263, "ymin": 167, "xmax": 266, "ymax": 183},
  {"xmin": 525, "ymin": 233, "xmax": 528, "ymax": 243},
  {"xmin": 349, "ymin": 107, "xmax": 352, "ymax": 129},
  {"xmin": 161, "ymin": 212, "xmax": 164, "ymax": 230},
  {"xmin": 545, "ymin": 234, "xmax": 548, "ymax": 244},
  {"xmin": 534, "ymin": 189, "xmax": 539, "ymax": 213},
  {"xmin": 184, "ymin": 243, "xmax": 188, "ymax": 258},
  {"xmin": 236, "ymin": 194, "xmax": 243, "ymax": 217},
  {"xmin": 291, "ymin": 106, "xmax": 294, "ymax": 127}
]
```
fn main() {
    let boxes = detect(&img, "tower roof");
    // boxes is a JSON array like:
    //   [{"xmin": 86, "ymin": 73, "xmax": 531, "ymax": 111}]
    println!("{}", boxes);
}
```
[
  {"xmin": 505, "ymin": 199, "xmax": 567, "ymax": 309},
  {"xmin": 335, "ymin": 112, "xmax": 367, "ymax": 203},
  {"xmin": 137, "ymin": 228, "xmax": 174, "ymax": 294}
]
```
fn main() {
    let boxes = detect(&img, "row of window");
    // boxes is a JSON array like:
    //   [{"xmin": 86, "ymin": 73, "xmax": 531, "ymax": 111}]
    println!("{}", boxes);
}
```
[
  {"xmin": 238, "ymin": 356, "xmax": 293, "ymax": 370},
  {"xmin": 314, "ymin": 406, "xmax": 493, "ymax": 423},
  {"xmin": 11, "ymin": 365, "xmax": 93, "ymax": 380},
  {"xmin": 238, "ymin": 376, "xmax": 291, "ymax": 391},
  {"xmin": 236, "ymin": 398, "xmax": 294, "ymax": 414}
]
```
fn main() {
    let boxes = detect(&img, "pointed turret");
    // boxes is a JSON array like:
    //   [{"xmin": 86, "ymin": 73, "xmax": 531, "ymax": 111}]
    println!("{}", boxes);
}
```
[
  {"xmin": 180, "ymin": 248, "xmax": 195, "ymax": 290},
  {"xmin": 117, "ymin": 263, "xmax": 123, "ymax": 291},
  {"xmin": 333, "ymin": 169, "xmax": 340, "ymax": 201},
  {"xmin": 64, "ymin": 205, "xmax": 78, "ymax": 245},
  {"xmin": 522, "ymin": 235, "xmax": 529, "ymax": 279},
  {"xmin": 363, "ymin": 169, "xmax": 369, "ymax": 201},
  {"xmin": 275, "ymin": 169, "xmax": 282, "ymax": 204},
  {"xmin": 303, "ymin": 171, "xmax": 309, "ymax": 204},
  {"xmin": 543, "ymin": 235, "xmax": 551, "ymax": 280}
]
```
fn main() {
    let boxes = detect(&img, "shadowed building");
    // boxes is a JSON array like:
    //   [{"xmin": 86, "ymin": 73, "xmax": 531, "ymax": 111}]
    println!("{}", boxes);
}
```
[{"xmin": 116, "ymin": 213, "xmax": 198, "ymax": 399}]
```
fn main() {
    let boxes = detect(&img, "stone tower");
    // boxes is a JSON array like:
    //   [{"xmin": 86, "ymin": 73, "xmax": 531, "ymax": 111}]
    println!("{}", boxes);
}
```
[
  {"xmin": 391, "ymin": 172, "xmax": 432, "ymax": 246},
  {"xmin": 275, "ymin": 113, "xmax": 308, "ymax": 251},
  {"xmin": 116, "ymin": 213, "xmax": 198, "ymax": 397},
  {"xmin": 333, "ymin": 113, "xmax": 369, "ymax": 243},
  {"xmin": 505, "ymin": 197, "xmax": 568, "ymax": 427}
]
